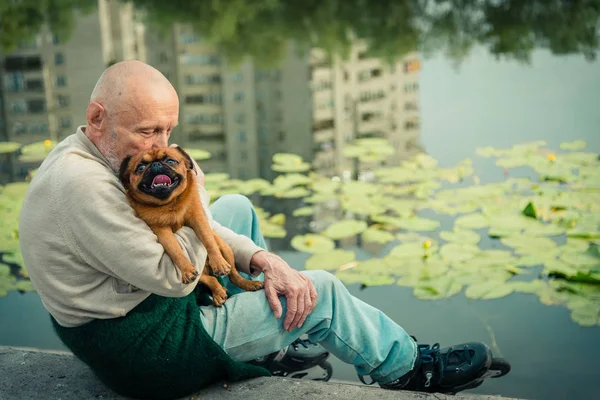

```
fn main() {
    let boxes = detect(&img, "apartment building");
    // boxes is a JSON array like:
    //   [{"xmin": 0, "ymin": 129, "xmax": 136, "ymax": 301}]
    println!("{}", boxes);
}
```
[
  {"xmin": 145, "ymin": 25, "xmax": 313, "ymax": 181},
  {"xmin": 310, "ymin": 42, "xmax": 422, "ymax": 178},
  {"xmin": 0, "ymin": 0, "xmax": 145, "ymax": 178}
]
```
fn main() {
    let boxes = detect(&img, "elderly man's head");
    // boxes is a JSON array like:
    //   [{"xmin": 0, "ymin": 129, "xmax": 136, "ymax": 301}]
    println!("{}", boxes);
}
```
[{"xmin": 85, "ymin": 60, "xmax": 179, "ymax": 172}]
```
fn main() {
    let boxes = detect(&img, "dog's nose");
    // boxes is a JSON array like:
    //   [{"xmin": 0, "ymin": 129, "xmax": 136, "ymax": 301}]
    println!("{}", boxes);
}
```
[{"xmin": 150, "ymin": 161, "xmax": 163, "ymax": 172}]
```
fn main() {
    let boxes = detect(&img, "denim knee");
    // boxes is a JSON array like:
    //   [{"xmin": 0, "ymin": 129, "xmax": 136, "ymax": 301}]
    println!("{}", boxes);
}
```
[
  {"xmin": 305, "ymin": 270, "xmax": 343, "ymax": 296},
  {"xmin": 214, "ymin": 194, "xmax": 254, "ymax": 217}
]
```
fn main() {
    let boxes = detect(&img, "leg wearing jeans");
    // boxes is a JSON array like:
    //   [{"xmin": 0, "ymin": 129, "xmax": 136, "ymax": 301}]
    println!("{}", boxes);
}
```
[{"xmin": 205, "ymin": 194, "xmax": 417, "ymax": 384}]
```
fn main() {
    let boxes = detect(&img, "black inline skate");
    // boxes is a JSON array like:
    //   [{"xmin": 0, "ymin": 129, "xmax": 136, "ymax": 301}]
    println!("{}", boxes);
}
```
[
  {"xmin": 248, "ymin": 337, "xmax": 333, "ymax": 381},
  {"xmin": 365, "ymin": 336, "xmax": 510, "ymax": 394}
]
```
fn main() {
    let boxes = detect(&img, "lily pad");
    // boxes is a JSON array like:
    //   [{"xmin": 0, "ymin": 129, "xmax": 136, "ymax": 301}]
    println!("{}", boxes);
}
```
[
  {"xmin": 439, "ymin": 229, "xmax": 481, "ymax": 245},
  {"xmin": 291, "ymin": 234, "xmax": 335, "ymax": 254},
  {"xmin": 560, "ymin": 140, "xmax": 587, "ymax": 151},
  {"xmin": 0, "ymin": 142, "xmax": 21, "ymax": 154},
  {"xmin": 185, "ymin": 148, "xmax": 212, "ymax": 160},
  {"xmin": 396, "ymin": 217, "xmax": 440, "ymax": 232},
  {"xmin": 455, "ymin": 213, "xmax": 489, "ymax": 229},
  {"xmin": 440, "ymin": 243, "xmax": 480, "ymax": 263},
  {"xmin": 322, "ymin": 220, "xmax": 368, "ymax": 240},
  {"xmin": 305, "ymin": 249, "xmax": 356, "ymax": 271},
  {"xmin": 465, "ymin": 281, "xmax": 514, "ymax": 300},
  {"xmin": 361, "ymin": 227, "xmax": 396, "ymax": 244},
  {"xmin": 293, "ymin": 206, "xmax": 314, "ymax": 217}
]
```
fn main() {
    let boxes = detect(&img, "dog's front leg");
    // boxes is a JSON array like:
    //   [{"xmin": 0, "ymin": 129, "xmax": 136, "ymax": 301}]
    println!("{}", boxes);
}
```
[
  {"xmin": 152, "ymin": 226, "xmax": 200, "ymax": 284},
  {"xmin": 186, "ymin": 206, "xmax": 231, "ymax": 277}
]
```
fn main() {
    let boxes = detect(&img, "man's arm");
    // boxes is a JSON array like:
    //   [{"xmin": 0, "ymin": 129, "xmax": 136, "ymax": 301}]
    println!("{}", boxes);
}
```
[{"xmin": 57, "ymin": 162, "xmax": 207, "ymax": 297}]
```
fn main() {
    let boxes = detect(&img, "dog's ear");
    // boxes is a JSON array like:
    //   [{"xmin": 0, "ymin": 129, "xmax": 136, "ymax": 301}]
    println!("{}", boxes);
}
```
[
  {"xmin": 174, "ymin": 146, "xmax": 194, "ymax": 171},
  {"xmin": 119, "ymin": 155, "xmax": 133, "ymax": 188}
]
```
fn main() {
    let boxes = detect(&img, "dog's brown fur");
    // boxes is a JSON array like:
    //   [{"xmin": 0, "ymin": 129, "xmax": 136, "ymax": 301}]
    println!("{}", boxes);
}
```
[{"xmin": 119, "ymin": 147, "xmax": 263, "ymax": 306}]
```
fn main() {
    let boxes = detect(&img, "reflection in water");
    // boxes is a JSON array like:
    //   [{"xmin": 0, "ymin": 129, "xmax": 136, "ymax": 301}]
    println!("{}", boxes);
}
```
[{"xmin": 1, "ymin": 2, "xmax": 600, "ymax": 400}]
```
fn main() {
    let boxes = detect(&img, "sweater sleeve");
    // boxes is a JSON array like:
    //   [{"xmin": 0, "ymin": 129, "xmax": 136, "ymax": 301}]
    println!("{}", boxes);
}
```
[{"xmin": 55, "ymin": 157, "xmax": 207, "ymax": 297}]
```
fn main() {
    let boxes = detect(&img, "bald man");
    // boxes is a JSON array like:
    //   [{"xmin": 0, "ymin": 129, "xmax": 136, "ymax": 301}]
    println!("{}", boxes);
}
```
[{"xmin": 19, "ymin": 61, "xmax": 502, "ymax": 398}]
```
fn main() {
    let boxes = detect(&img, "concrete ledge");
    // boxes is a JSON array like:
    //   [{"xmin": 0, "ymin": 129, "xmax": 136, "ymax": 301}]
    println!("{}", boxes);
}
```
[{"xmin": 0, "ymin": 346, "xmax": 521, "ymax": 400}]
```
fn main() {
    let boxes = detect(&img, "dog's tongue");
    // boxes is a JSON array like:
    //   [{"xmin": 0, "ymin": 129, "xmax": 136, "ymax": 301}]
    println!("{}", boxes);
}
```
[{"xmin": 152, "ymin": 175, "xmax": 172, "ymax": 186}]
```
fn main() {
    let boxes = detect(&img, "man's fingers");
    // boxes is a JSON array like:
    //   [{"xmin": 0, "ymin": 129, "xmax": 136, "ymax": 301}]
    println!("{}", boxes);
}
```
[
  {"xmin": 290, "ymin": 291, "xmax": 305, "ymax": 331},
  {"xmin": 297, "ymin": 288, "xmax": 311, "ymax": 328},
  {"xmin": 284, "ymin": 293, "xmax": 298, "ymax": 331},
  {"xmin": 265, "ymin": 284, "xmax": 282, "ymax": 319}
]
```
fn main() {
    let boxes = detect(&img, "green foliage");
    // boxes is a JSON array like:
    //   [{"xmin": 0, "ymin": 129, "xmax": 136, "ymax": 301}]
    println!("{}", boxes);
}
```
[{"xmin": 2, "ymin": 1, "xmax": 599, "ymax": 67}]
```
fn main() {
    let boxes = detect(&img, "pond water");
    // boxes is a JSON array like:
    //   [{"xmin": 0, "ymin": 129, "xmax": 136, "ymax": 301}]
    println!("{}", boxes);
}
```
[{"xmin": 1, "ymin": 3, "xmax": 600, "ymax": 400}]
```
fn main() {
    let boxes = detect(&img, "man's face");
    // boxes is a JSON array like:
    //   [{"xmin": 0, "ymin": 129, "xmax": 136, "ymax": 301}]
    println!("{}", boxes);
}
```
[{"xmin": 97, "ymin": 87, "xmax": 179, "ymax": 172}]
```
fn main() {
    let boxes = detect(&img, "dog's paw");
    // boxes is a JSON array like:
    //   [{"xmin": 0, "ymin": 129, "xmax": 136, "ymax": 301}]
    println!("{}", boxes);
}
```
[
  {"xmin": 248, "ymin": 281, "xmax": 264, "ymax": 291},
  {"xmin": 210, "ymin": 258, "xmax": 231, "ymax": 277},
  {"xmin": 181, "ymin": 268, "xmax": 199, "ymax": 284},
  {"xmin": 212, "ymin": 287, "xmax": 228, "ymax": 307}
]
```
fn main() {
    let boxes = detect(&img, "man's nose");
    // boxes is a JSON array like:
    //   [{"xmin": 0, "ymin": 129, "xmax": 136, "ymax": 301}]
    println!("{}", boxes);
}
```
[{"xmin": 152, "ymin": 134, "xmax": 169, "ymax": 149}]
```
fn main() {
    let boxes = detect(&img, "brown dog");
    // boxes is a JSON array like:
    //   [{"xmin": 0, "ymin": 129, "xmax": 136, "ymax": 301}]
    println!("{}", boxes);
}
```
[{"xmin": 119, "ymin": 146, "xmax": 263, "ymax": 306}]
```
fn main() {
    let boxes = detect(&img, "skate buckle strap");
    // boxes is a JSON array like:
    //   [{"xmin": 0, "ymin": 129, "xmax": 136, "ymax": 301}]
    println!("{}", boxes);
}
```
[{"xmin": 418, "ymin": 343, "xmax": 442, "ymax": 388}]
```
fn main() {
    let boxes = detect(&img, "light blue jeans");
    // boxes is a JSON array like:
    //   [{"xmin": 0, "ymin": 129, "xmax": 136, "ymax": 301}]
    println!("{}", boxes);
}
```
[{"xmin": 201, "ymin": 194, "xmax": 417, "ymax": 384}]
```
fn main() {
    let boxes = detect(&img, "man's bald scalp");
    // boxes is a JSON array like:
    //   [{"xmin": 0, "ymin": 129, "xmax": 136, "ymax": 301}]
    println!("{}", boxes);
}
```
[{"xmin": 90, "ymin": 60, "xmax": 174, "ymax": 111}]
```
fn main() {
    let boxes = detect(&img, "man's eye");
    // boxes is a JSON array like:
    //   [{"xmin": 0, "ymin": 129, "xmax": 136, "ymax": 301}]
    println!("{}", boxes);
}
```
[
  {"xmin": 166, "ymin": 159, "xmax": 178, "ymax": 166},
  {"xmin": 136, "ymin": 164, "xmax": 146, "ymax": 173}
]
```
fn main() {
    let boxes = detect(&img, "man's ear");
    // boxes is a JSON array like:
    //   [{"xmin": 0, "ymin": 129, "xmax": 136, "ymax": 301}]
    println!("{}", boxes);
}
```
[
  {"xmin": 119, "ymin": 155, "xmax": 132, "ymax": 188},
  {"xmin": 174, "ymin": 146, "xmax": 194, "ymax": 170}
]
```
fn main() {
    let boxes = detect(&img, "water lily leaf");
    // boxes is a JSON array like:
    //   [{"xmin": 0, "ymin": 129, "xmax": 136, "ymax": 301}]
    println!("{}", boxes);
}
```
[
  {"xmin": 440, "ymin": 243, "xmax": 480, "ymax": 263},
  {"xmin": 204, "ymin": 173, "xmax": 230, "ymax": 185},
  {"xmin": 524, "ymin": 222, "xmax": 565, "ymax": 237},
  {"xmin": 293, "ymin": 206, "xmax": 314, "ymax": 217},
  {"xmin": 17, "ymin": 140, "xmax": 57, "ymax": 163},
  {"xmin": 305, "ymin": 249, "xmax": 356, "ymax": 271},
  {"xmin": 509, "ymin": 280, "xmax": 548, "ymax": 294},
  {"xmin": 522, "ymin": 202, "xmax": 537, "ymax": 219},
  {"xmin": 322, "ymin": 220, "xmax": 368, "ymax": 240},
  {"xmin": 359, "ymin": 276, "xmax": 397, "ymax": 287},
  {"xmin": 500, "ymin": 235, "xmax": 558, "ymax": 253},
  {"xmin": 0, "ymin": 142, "xmax": 21, "ymax": 154},
  {"xmin": 543, "ymin": 260, "xmax": 579, "ymax": 278},
  {"xmin": 2, "ymin": 252, "xmax": 27, "ymax": 276},
  {"xmin": 304, "ymin": 193, "xmax": 337, "ymax": 204},
  {"xmin": 560, "ymin": 140, "xmax": 587, "ymax": 151},
  {"xmin": 516, "ymin": 254, "xmax": 547, "ymax": 267},
  {"xmin": 439, "ymin": 229, "xmax": 481, "ymax": 245},
  {"xmin": 389, "ymin": 241, "xmax": 438, "ymax": 259},
  {"xmin": 274, "ymin": 187, "xmax": 311, "ymax": 199},
  {"xmin": 14, "ymin": 279, "xmax": 35, "ymax": 292},
  {"xmin": 396, "ymin": 217, "xmax": 440, "ymax": 232},
  {"xmin": 290, "ymin": 234, "xmax": 335, "ymax": 254},
  {"xmin": 0, "ymin": 274, "xmax": 16, "ymax": 297},
  {"xmin": 465, "ymin": 281, "xmax": 514, "ymax": 300},
  {"xmin": 570, "ymin": 310, "xmax": 599, "ymax": 327},
  {"xmin": 259, "ymin": 221, "xmax": 287, "ymax": 238},
  {"xmin": 488, "ymin": 227, "xmax": 515, "ymax": 238},
  {"xmin": 272, "ymin": 163, "xmax": 311, "ymax": 173},
  {"xmin": 560, "ymin": 252, "xmax": 600, "ymax": 269},
  {"xmin": 413, "ymin": 276, "xmax": 463, "ymax": 300},
  {"xmin": 273, "ymin": 153, "xmax": 303, "ymax": 165},
  {"xmin": 455, "ymin": 213, "xmax": 489, "ymax": 229},
  {"xmin": 361, "ymin": 228, "xmax": 396, "ymax": 244},
  {"xmin": 185, "ymin": 148, "xmax": 211, "ymax": 160}
]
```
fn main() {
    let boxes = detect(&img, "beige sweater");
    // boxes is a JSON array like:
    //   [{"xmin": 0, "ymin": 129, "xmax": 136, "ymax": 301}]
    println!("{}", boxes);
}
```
[{"xmin": 19, "ymin": 126, "xmax": 263, "ymax": 327}]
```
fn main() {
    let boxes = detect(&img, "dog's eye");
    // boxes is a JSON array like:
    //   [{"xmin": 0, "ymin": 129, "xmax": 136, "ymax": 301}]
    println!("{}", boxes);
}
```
[
  {"xmin": 166, "ymin": 159, "xmax": 178, "ymax": 166},
  {"xmin": 136, "ymin": 164, "xmax": 146, "ymax": 173}
]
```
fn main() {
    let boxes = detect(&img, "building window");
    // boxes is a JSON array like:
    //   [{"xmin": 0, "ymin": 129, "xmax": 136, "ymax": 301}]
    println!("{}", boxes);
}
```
[
  {"xmin": 27, "ymin": 99, "xmax": 46, "ymax": 113},
  {"xmin": 29, "ymin": 122, "xmax": 48, "ymax": 134},
  {"xmin": 25, "ymin": 79, "xmax": 44, "ymax": 92},
  {"xmin": 6, "ymin": 73, "xmax": 25, "ymax": 92},
  {"xmin": 404, "ymin": 82, "xmax": 419, "ymax": 93},
  {"xmin": 52, "ymin": 34, "xmax": 60, "ymax": 45},
  {"xmin": 159, "ymin": 52, "xmax": 169, "ymax": 63},
  {"xmin": 236, "ymin": 113, "xmax": 245, "ymax": 123},
  {"xmin": 11, "ymin": 100, "xmax": 27, "ymax": 113},
  {"xmin": 55, "ymin": 53, "xmax": 65, "ymax": 65},
  {"xmin": 184, "ymin": 74, "xmax": 221, "ymax": 85},
  {"xmin": 56, "ymin": 76, "xmax": 67, "ymax": 87},
  {"xmin": 234, "ymin": 91, "xmax": 244, "ymax": 102},
  {"xmin": 57, "ymin": 95, "xmax": 70, "ymax": 108},
  {"xmin": 238, "ymin": 131, "xmax": 246, "ymax": 143},
  {"xmin": 233, "ymin": 72, "xmax": 243, "ymax": 82},
  {"xmin": 405, "ymin": 102, "xmax": 418, "ymax": 111},
  {"xmin": 241, "ymin": 150, "xmax": 248, "ymax": 160},
  {"xmin": 185, "ymin": 93, "xmax": 222, "ymax": 105},
  {"xmin": 180, "ymin": 54, "xmax": 220, "ymax": 65},
  {"xmin": 239, "ymin": 169, "xmax": 248, "ymax": 179},
  {"xmin": 12, "ymin": 122, "xmax": 26, "ymax": 135},
  {"xmin": 179, "ymin": 34, "xmax": 199, "ymax": 45},
  {"xmin": 405, "ymin": 119, "xmax": 420, "ymax": 130},
  {"xmin": 60, "ymin": 117, "xmax": 71, "ymax": 129}
]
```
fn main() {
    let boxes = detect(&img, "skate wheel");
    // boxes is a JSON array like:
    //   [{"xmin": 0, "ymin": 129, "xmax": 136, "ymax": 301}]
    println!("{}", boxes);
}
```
[
  {"xmin": 490, "ymin": 358, "xmax": 511, "ymax": 378},
  {"xmin": 316, "ymin": 360, "xmax": 333, "ymax": 382}
]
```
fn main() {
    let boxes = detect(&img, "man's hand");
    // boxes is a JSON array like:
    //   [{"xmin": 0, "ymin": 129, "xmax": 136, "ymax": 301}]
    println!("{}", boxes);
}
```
[
  {"xmin": 251, "ymin": 250, "xmax": 318, "ymax": 331},
  {"xmin": 169, "ymin": 143, "xmax": 205, "ymax": 186}
]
